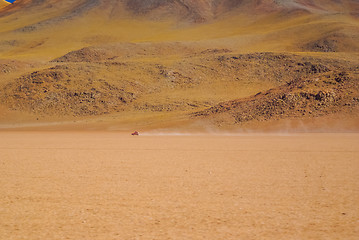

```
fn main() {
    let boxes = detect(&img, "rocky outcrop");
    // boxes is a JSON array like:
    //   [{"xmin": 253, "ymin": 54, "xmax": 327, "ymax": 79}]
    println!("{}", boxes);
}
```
[
  {"xmin": 1, "ymin": 51, "xmax": 358, "ymax": 119},
  {"xmin": 0, "ymin": 65, "xmax": 138, "ymax": 116},
  {"xmin": 194, "ymin": 71, "xmax": 359, "ymax": 125}
]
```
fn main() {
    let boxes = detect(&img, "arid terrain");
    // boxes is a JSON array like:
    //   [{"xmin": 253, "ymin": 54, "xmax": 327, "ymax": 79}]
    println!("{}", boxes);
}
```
[
  {"xmin": 1, "ymin": 1, "xmax": 359, "ymax": 239},
  {"xmin": 1, "ymin": 132, "xmax": 359, "ymax": 240},
  {"xmin": 0, "ymin": 0, "xmax": 358, "ymax": 130}
]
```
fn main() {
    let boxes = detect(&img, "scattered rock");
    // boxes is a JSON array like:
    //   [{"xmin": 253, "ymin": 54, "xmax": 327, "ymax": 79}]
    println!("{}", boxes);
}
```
[{"xmin": 194, "ymin": 71, "xmax": 359, "ymax": 125}]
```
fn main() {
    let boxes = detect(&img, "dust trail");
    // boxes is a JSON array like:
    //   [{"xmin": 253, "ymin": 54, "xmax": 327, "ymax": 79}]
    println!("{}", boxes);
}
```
[
  {"xmin": 139, "ymin": 129, "xmax": 295, "ymax": 137},
  {"xmin": 139, "ymin": 117, "xmax": 359, "ymax": 136}
]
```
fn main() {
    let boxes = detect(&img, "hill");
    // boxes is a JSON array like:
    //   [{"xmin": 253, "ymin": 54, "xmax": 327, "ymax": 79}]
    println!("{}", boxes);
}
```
[
  {"xmin": 0, "ymin": 0, "xmax": 358, "ymax": 130},
  {"xmin": 1, "ymin": 0, "xmax": 359, "ymax": 58},
  {"xmin": 194, "ymin": 63, "xmax": 359, "ymax": 129}
]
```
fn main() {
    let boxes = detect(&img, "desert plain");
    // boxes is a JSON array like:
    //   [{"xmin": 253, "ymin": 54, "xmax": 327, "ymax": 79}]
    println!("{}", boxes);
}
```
[
  {"xmin": 0, "ymin": 131, "xmax": 358, "ymax": 240},
  {"xmin": 1, "ymin": 0, "xmax": 359, "ymax": 239}
]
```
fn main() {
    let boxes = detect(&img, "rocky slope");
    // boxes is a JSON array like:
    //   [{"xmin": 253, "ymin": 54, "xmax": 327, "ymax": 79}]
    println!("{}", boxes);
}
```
[
  {"xmin": 0, "ymin": 0, "xmax": 358, "ymax": 129},
  {"xmin": 1, "ymin": 48, "xmax": 358, "ymax": 120},
  {"xmin": 194, "ymin": 69, "xmax": 359, "ymax": 127}
]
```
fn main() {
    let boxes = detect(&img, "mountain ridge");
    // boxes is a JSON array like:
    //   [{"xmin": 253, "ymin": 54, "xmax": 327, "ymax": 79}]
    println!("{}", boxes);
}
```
[{"xmin": 2, "ymin": 0, "xmax": 359, "ymax": 21}]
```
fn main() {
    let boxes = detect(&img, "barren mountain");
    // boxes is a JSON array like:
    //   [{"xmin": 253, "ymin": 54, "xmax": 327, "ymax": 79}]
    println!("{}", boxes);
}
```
[
  {"xmin": 0, "ymin": 0, "xmax": 358, "ymax": 130},
  {"xmin": 1, "ymin": 0, "xmax": 359, "ymax": 56}
]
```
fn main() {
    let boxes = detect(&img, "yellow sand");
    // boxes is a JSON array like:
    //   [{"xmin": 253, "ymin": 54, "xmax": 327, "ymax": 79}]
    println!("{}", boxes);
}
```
[{"xmin": 0, "ymin": 131, "xmax": 358, "ymax": 239}]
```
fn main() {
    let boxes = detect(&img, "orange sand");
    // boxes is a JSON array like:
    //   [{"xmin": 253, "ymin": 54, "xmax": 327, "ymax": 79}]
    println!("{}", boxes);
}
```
[{"xmin": 0, "ymin": 132, "xmax": 358, "ymax": 239}]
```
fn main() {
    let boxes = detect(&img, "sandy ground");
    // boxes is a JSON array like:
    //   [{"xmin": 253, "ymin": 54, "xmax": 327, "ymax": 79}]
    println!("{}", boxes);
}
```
[{"xmin": 0, "ymin": 131, "xmax": 358, "ymax": 240}]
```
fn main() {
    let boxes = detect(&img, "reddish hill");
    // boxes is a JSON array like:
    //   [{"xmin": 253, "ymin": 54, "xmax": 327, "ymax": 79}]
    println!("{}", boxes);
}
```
[{"xmin": 1, "ymin": 0, "xmax": 358, "ymax": 21}]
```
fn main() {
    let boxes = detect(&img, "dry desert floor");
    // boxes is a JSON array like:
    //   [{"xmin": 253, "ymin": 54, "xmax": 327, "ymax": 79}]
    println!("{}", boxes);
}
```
[{"xmin": 0, "ymin": 131, "xmax": 358, "ymax": 240}]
